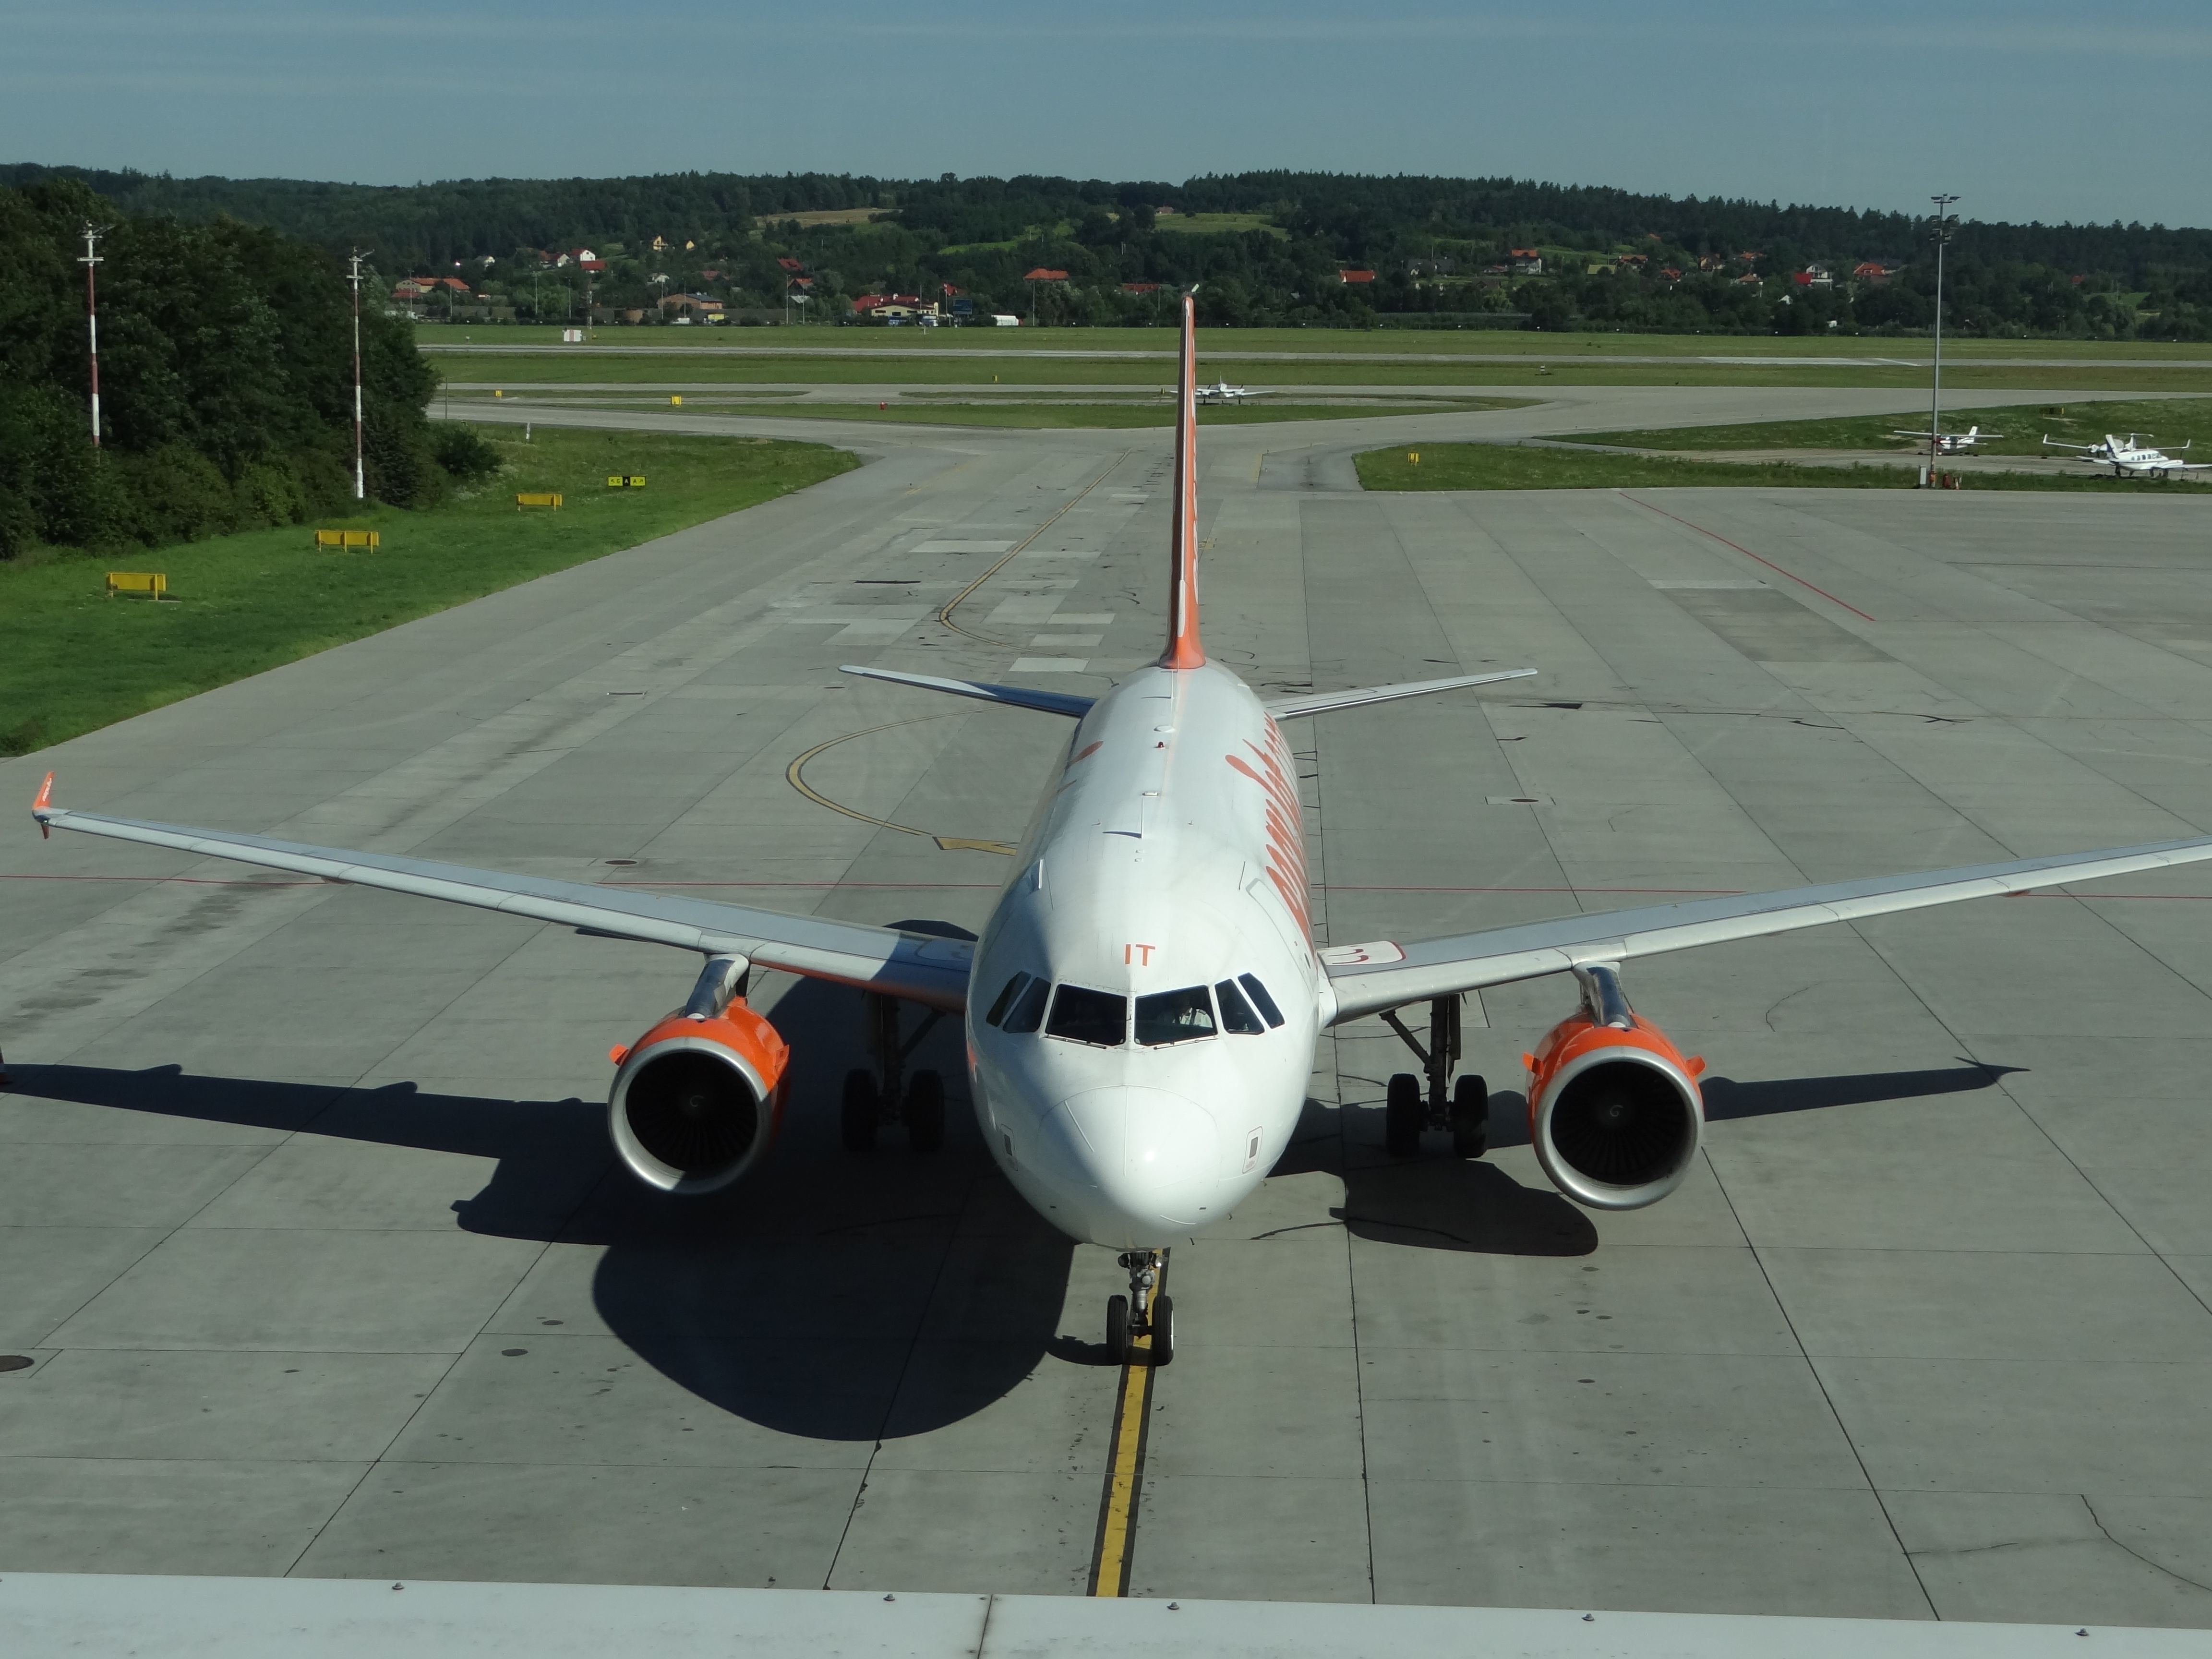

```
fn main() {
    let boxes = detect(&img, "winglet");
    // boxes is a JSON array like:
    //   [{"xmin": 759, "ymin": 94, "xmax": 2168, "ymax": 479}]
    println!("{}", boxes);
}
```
[
  {"xmin": 32, "ymin": 771, "xmax": 54, "ymax": 840},
  {"xmin": 1159, "ymin": 290, "xmax": 1205, "ymax": 671}
]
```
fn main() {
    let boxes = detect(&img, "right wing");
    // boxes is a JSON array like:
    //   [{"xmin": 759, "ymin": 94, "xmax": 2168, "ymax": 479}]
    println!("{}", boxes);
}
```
[
  {"xmin": 1321, "ymin": 832, "xmax": 2212, "ymax": 1023},
  {"xmin": 32, "ymin": 777, "xmax": 973, "ymax": 1010},
  {"xmin": 839, "ymin": 665, "xmax": 1094, "ymax": 719},
  {"xmin": 1267, "ymin": 668, "xmax": 1535, "ymax": 720}
]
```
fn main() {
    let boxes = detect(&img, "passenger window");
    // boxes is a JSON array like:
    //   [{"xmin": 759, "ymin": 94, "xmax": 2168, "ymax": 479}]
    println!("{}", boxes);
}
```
[
  {"xmin": 985, "ymin": 973, "xmax": 1031, "ymax": 1028},
  {"xmin": 1003, "ymin": 977, "xmax": 1049, "ymax": 1034},
  {"xmin": 1238, "ymin": 973, "xmax": 1286, "ymax": 1029},
  {"xmin": 1046, "ymin": 985, "xmax": 1128, "ymax": 1046},
  {"xmin": 1137, "ymin": 986, "xmax": 1217, "ymax": 1046},
  {"xmin": 1215, "ymin": 978, "xmax": 1266, "ymax": 1035}
]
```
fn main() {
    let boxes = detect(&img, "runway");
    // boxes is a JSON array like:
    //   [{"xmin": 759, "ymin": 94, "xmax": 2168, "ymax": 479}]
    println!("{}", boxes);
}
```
[{"xmin": 4, "ymin": 392, "xmax": 2212, "ymax": 1623}]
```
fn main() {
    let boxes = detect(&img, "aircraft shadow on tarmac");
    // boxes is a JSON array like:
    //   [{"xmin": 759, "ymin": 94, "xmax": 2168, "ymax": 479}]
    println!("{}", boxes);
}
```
[
  {"xmin": 11, "ymin": 1029, "xmax": 2012, "ymax": 1437},
  {"xmin": 1272, "ymin": 1058, "xmax": 2020, "ymax": 1257}
]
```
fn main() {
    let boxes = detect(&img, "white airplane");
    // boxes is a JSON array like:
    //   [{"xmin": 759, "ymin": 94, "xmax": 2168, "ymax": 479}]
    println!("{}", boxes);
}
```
[
  {"xmin": 34, "ymin": 294, "xmax": 2212, "ymax": 1368},
  {"xmin": 2044, "ymin": 432, "xmax": 2211, "ymax": 479},
  {"xmin": 1193, "ymin": 380, "xmax": 1271, "ymax": 404},
  {"xmin": 1892, "ymin": 424, "xmax": 2000, "ymax": 454}
]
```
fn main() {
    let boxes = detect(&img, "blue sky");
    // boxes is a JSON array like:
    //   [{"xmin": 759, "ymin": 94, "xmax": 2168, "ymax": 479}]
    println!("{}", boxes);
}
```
[{"xmin": 5, "ymin": 0, "xmax": 2207, "ymax": 226}]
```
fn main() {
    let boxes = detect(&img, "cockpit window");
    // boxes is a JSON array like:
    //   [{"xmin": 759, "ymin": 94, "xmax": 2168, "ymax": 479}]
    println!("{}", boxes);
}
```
[
  {"xmin": 1215, "ymin": 978, "xmax": 1266, "ymax": 1035},
  {"xmin": 1046, "ymin": 985, "xmax": 1127, "ymax": 1046},
  {"xmin": 1136, "ymin": 986, "xmax": 1217, "ymax": 1046},
  {"xmin": 1002, "ymin": 976, "xmax": 1050, "ymax": 1034},
  {"xmin": 985, "ymin": 973, "xmax": 1031, "ymax": 1028},
  {"xmin": 1238, "ymin": 973, "xmax": 1286, "ymax": 1029}
]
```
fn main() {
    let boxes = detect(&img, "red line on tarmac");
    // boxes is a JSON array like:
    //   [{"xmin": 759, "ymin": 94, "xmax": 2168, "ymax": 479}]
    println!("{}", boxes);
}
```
[{"xmin": 1619, "ymin": 491, "xmax": 1877, "ymax": 622}]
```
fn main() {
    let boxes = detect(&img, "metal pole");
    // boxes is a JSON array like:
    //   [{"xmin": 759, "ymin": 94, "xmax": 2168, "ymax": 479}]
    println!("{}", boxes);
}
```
[
  {"xmin": 347, "ymin": 250, "xmax": 369, "ymax": 501},
  {"xmin": 1929, "ymin": 194, "xmax": 1958, "ymax": 470},
  {"xmin": 78, "ymin": 223, "xmax": 107, "ymax": 448}
]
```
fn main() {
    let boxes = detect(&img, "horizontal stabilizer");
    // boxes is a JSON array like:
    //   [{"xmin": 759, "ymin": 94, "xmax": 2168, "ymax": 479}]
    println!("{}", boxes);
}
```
[
  {"xmin": 840, "ymin": 664, "xmax": 1094, "ymax": 719},
  {"xmin": 1266, "ymin": 668, "xmax": 1536, "ymax": 720}
]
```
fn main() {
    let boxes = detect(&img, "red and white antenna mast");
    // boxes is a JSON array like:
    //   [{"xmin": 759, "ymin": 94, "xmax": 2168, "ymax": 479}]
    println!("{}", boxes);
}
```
[
  {"xmin": 78, "ymin": 223, "xmax": 108, "ymax": 449},
  {"xmin": 347, "ymin": 249, "xmax": 370, "ymax": 500}
]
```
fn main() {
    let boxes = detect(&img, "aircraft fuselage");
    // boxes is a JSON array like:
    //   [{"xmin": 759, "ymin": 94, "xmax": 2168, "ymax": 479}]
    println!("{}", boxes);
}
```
[{"xmin": 965, "ymin": 662, "xmax": 1322, "ymax": 1249}]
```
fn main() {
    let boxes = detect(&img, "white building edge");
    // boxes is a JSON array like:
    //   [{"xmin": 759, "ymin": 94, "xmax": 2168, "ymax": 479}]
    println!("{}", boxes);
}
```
[{"xmin": 4, "ymin": 1574, "xmax": 2210, "ymax": 1659}]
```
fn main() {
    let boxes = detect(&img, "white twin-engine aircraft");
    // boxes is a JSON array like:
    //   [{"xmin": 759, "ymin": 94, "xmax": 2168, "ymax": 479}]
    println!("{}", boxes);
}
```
[
  {"xmin": 34, "ymin": 294, "xmax": 2212, "ymax": 1366},
  {"xmin": 1193, "ymin": 380, "xmax": 1271, "ymax": 404},
  {"xmin": 1892, "ymin": 423, "xmax": 1999, "ymax": 454},
  {"xmin": 2044, "ymin": 432, "xmax": 2212, "ymax": 478}
]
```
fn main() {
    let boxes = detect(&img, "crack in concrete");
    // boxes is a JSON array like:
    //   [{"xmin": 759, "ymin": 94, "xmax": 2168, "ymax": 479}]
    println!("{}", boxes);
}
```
[{"xmin": 2081, "ymin": 1497, "xmax": 2212, "ymax": 1598}]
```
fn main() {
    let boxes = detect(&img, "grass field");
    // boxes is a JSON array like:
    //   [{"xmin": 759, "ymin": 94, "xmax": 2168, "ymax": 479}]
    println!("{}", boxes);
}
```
[
  {"xmin": 0, "ymin": 429, "xmax": 856, "ymax": 757},
  {"xmin": 1562, "ymin": 397, "xmax": 2212, "ymax": 456},
  {"xmin": 1354, "ymin": 443, "xmax": 2184, "ymax": 493},
  {"xmin": 1154, "ymin": 213, "xmax": 1288, "ymax": 239},
  {"xmin": 421, "ymin": 351, "xmax": 2212, "ymax": 394},
  {"xmin": 443, "ymin": 396, "xmax": 1527, "ymax": 429},
  {"xmin": 415, "ymin": 324, "xmax": 2212, "ymax": 360}
]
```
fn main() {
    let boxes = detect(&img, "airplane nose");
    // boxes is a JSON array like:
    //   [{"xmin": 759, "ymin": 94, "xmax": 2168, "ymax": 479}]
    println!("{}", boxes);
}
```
[{"xmin": 1051, "ymin": 1086, "xmax": 1220, "ymax": 1232}]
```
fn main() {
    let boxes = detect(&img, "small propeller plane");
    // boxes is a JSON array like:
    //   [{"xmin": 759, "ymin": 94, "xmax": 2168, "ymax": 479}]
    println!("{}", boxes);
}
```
[
  {"xmin": 1892, "ymin": 423, "xmax": 2000, "ymax": 454},
  {"xmin": 34, "ymin": 294, "xmax": 2212, "ymax": 1366},
  {"xmin": 2045, "ymin": 433, "xmax": 2212, "ymax": 478},
  {"xmin": 1192, "ymin": 380, "xmax": 1272, "ymax": 405}
]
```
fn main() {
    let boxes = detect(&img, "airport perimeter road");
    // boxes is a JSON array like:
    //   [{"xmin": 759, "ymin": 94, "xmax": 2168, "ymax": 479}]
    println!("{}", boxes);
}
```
[{"xmin": 4, "ymin": 403, "xmax": 2212, "ymax": 1624}]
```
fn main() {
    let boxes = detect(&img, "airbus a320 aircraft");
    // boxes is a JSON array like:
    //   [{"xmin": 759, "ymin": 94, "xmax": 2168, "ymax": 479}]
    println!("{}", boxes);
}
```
[
  {"xmin": 2045, "ymin": 432, "xmax": 2212, "ymax": 478},
  {"xmin": 34, "ymin": 295, "xmax": 2212, "ymax": 1367},
  {"xmin": 1892, "ymin": 423, "xmax": 1999, "ymax": 454}
]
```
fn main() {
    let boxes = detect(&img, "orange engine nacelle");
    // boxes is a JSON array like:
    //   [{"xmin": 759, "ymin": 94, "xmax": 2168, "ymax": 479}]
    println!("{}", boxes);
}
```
[
  {"xmin": 608, "ymin": 999, "xmax": 790, "ymax": 1196},
  {"xmin": 1525, "ymin": 968, "xmax": 1706, "ymax": 1211}
]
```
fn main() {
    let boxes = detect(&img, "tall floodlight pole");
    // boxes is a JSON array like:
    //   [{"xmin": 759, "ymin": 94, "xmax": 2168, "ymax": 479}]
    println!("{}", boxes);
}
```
[
  {"xmin": 1928, "ymin": 194, "xmax": 1959, "ymax": 470},
  {"xmin": 347, "ymin": 250, "xmax": 370, "ymax": 501},
  {"xmin": 78, "ymin": 223, "xmax": 107, "ymax": 448}
]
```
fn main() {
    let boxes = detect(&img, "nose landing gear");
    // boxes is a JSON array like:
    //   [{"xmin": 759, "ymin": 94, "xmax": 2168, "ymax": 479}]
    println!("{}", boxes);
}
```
[
  {"xmin": 840, "ymin": 991, "xmax": 947, "ymax": 1153},
  {"xmin": 1382, "ymin": 994, "xmax": 1489, "ymax": 1159},
  {"xmin": 1107, "ymin": 1250, "xmax": 1175, "ymax": 1366}
]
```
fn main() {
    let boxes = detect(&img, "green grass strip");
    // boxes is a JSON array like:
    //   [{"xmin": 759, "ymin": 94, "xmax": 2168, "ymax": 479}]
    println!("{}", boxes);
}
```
[
  {"xmin": 1354, "ymin": 443, "xmax": 2190, "ymax": 493},
  {"xmin": 1555, "ymin": 396, "xmax": 2212, "ymax": 457},
  {"xmin": 459, "ymin": 397, "xmax": 1524, "ymax": 429},
  {"xmin": 0, "ymin": 428, "xmax": 855, "ymax": 757}
]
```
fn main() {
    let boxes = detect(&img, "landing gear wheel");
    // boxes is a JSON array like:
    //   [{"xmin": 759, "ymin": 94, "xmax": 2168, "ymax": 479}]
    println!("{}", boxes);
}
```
[
  {"xmin": 1451, "ymin": 1073, "xmax": 1490, "ymax": 1159},
  {"xmin": 840, "ymin": 1069, "xmax": 878, "ymax": 1152},
  {"xmin": 1385, "ymin": 1072, "xmax": 1423, "ymax": 1157},
  {"xmin": 1106, "ymin": 1294, "xmax": 1130, "ymax": 1364},
  {"xmin": 1147, "ymin": 1295, "xmax": 1175, "ymax": 1367},
  {"xmin": 905, "ymin": 1069, "xmax": 945, "ymax": 1153}
]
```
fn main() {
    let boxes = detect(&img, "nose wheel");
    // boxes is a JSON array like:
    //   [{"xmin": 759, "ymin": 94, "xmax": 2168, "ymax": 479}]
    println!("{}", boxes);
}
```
[
  {"xmin": 1382, "ymin": 995, "xmax": 1488, "ymax": 1159},
  {"xmin": 1107, "ymin": 1250, "xmax": 1174, "ymax": 1366},
  {"xmin": 840, "ymin": 992, "xmax": 947, "ymax": 1153}
]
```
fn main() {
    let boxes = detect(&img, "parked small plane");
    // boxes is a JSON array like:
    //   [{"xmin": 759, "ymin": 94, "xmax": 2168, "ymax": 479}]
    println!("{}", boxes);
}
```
[
  {"xmin": 36, "ymin": 295, "xmax": 2212, "ymax": 1366},
  {"xmin": 2045, "ymin": 433, "xmax": 2212, "ymax": 478},
  {"xmin": 1193, "ymin": 380, "xmax": 1271, "ymax": 404},
  {"xmin": 1893, "ymin": 423, "xmax": 1999, "ymax": 454}
]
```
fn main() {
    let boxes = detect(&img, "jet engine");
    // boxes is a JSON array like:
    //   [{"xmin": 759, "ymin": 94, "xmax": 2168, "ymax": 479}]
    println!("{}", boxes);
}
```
[
  {"xmin": 1525, "ymin": 965, "xmax": 1704, "ymax": 1211},
  {"xmin": 608, "ymin": 956, "xmax": 790, "ymax": 1195}
]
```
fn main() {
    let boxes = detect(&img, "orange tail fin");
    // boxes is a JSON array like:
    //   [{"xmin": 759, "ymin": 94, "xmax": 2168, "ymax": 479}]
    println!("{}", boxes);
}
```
[{"xmin": 1159, "ymin": 291, "xmax": 1205, "ymax": 670}]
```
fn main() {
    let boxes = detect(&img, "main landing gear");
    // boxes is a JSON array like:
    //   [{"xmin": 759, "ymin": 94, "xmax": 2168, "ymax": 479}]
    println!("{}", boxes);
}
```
[
  {"xmin": 1382, "ymin": 994, "xmax": 1489, "ymax": 1160},
  {"xmin": 1106, "ymin": 1250, "xmax": 1175, "ymax": 1367},
  {"xmin": 841, "ymin": 991, "xmax": 946, "ymax": 1154}
]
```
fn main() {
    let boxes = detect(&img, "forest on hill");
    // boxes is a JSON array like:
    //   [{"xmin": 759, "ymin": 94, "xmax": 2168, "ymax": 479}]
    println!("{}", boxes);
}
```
[
  {"xmin": 0, "ymin": 175, "xmax": 495, "ymax": 559},
  {"xmin": 4, "ymin": 165, "xmax": 2209, "ymax": 340}
]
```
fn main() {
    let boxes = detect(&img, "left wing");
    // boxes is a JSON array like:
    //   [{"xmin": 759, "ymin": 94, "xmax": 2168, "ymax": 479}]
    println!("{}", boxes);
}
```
[
  {"xmin": 31, "ymin": 776, "xmax": 973, "ymax": 1009},
  {"xmin": 1321, "ymin": 832, "xmax": 2212, "ymax": 1023},
  {"xmin": 839, "ymin": 664, "xmax": 1094, "ymax": 718}
]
